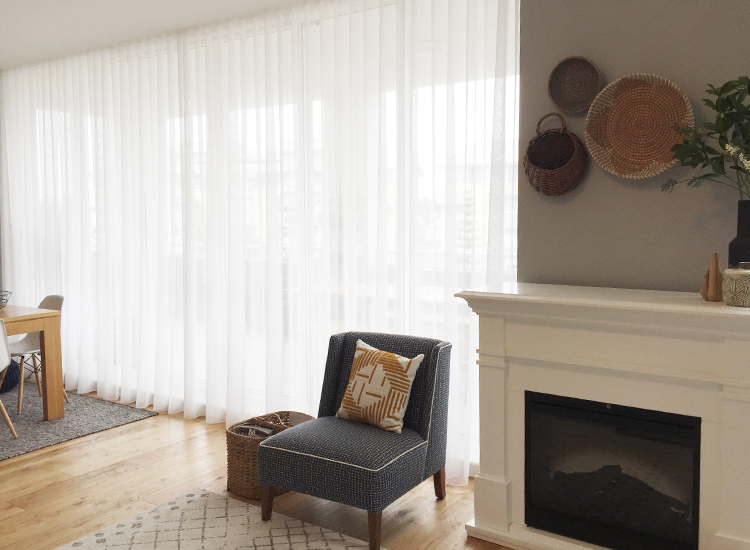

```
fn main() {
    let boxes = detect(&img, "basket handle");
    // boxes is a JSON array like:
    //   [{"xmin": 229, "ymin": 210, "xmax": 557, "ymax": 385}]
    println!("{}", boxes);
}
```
[
  {"xmin": 250, "ymin": 413, "xmax": 289, "ymax": 433},
  {"xmin": 536, "ymin": 112, "xmax": 566, "ymax": 136}
]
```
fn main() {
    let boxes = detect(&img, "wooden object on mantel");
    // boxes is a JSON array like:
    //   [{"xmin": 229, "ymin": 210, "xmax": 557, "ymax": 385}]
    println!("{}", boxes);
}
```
[{"xmin": 700, "ymin": 252, "xmax": 723, "ymax": 302}]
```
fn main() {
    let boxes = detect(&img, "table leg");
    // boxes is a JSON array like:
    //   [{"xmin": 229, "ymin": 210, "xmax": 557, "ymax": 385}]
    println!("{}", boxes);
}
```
[{"xmin": 40, "ymin": 314, "xmax": 64, "ymax": 420}]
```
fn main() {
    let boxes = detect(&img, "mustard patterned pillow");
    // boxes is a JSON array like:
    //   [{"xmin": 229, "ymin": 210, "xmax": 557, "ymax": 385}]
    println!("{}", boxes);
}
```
[{"xmin": 336, "ymin": 340, "xmax": 424, "ymax": 434}]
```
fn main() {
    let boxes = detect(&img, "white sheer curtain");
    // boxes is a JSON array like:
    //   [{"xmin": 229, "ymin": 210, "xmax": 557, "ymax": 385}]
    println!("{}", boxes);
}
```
[{"xmin": 0, "ymin": 0, "xmax": 518, "ymax": 484}]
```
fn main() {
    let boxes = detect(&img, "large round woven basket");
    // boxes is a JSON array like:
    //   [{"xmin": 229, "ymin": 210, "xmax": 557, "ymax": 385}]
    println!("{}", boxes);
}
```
[
  {"xmin": 523, "ymin": 113, "xmax": 588, "ymax": 196},
  {"xmin": 226, "ymin": 410, "xmax": 314, "ymax": 499},
  {"xmin": 548, "ymin": 56, "xmax": 601, "ymax": 114},
  {"xmin": 584, "ymin": 73, "xmax": 694, "ymax": 179}
]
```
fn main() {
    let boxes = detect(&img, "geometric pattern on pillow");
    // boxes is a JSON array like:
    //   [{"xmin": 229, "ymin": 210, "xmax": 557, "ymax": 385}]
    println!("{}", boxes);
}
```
[{"xmin": 336, "ymin": 339, "xmax": 424, "ymax": 433}]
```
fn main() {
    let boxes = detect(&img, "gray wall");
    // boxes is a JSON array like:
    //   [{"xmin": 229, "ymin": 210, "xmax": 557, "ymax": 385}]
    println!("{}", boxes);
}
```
[{"xmin": 517, "ymin": 0, "xmax": 750, "ymax": 292}]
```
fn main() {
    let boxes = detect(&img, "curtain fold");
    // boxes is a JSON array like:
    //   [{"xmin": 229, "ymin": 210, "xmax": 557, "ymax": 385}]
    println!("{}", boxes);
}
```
[{"xmin": 0, "ymin": 0, "xmax": 518, "ymax": 485}]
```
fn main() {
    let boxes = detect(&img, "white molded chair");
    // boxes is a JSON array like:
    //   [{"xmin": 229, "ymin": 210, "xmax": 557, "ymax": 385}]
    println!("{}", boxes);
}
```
[
  {"xmin": 12, "ymin": 295, "xmax": 67, "ymax": 414},
  {"xmin": 0, "ymin": 320, "xmax": 18, "ymax": 438}
]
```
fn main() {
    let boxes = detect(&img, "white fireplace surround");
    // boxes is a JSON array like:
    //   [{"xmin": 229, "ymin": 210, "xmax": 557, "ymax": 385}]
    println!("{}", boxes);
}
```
[{"xmin": 457, "ymin": 284, "xmax": 750, "ymax": 550}]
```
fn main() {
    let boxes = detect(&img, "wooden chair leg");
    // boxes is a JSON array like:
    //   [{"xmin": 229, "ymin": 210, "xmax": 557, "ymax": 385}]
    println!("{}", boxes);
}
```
[
  {"xmin": 62, "ymin": 385, "xmax": 70, "ymax": 403},
  {"xmin": 260, "ymin": 485, "xmax": 274, "ymax": 521},
  {"xmin": 33, "ymin": 354, "xmax": 42, "ymax": 396},
  {"xmin": 17, "ymin": 357, "xmax": 24, "ymax": 414},
  {"xmin": 434, "ymin": 468, "xmax": 446, "ymax": 499},
  {"xmin": 0, "ymin": 396, "xmax": 17, "ymax": 438},
  {"xmin": 368, "ymin": 511, "xmax": 382, "ymax": 550}
]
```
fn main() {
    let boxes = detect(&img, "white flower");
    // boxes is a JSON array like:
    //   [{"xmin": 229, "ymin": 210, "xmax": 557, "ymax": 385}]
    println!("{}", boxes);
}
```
[
  {"xmin": 726, "ymin": 143, "xmax": 740, "ymax": 156},
  {"xmin": 740, "ymin": 152, "xmax": 750, "ymax": 171}
]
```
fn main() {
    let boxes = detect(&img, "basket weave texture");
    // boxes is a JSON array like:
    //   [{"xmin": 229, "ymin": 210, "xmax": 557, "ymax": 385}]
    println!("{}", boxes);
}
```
[
  {"xmin": 584, "ymin": 73, "xmax": 694, "ymax": 179},
  {"xmin": 226, "ymin": 410, "xmax": 313, "ymax": 499},
  {"xmin": 523, "ymin": 113, "xmax": 588, "ymax": 196},
  {"xmin": 548, "ymin": 56, "xmax": 601, "ymax": 114}
]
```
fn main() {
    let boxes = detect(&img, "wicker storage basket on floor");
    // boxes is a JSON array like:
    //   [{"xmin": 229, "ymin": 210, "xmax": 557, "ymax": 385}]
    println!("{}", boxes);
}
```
[
  {"xmin": 226, "ymin": 410, "xmax": 314, "ymax": 499},
  {"xmin": 523, "ymin": 112, "xmax": 589, "ymax": 196}
]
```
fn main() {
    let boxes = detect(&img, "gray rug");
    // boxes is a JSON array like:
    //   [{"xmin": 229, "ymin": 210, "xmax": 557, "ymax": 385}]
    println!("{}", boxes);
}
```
[
  {"xmin": 0, "ymin": 390, "xmax": 157, "ymax": 461},
  {"xmin": 56, "ymin": 490, "xmax": 378, "ymax": 549}
]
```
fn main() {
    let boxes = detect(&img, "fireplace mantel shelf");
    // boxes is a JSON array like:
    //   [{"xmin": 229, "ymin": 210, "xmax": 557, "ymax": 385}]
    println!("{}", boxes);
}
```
[
  {"xmin": 458, "ymin": 282, "xmax": 742, "ymax": 313},
  {"xmin": 458, "ymin": 283, "xmax": 750, "ymax": 341},
  {"xmin": 458, "ymin": 283, "xmax": 750, "ymax": 550}
]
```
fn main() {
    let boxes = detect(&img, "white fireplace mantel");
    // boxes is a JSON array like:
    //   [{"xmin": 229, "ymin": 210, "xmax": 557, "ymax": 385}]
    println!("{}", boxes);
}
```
[{"xmin": 457, "ymin": 283, "xmax": 750, "ymax": 550}]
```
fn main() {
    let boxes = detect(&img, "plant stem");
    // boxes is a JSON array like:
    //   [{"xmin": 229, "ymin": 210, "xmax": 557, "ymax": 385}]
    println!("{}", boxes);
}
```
[
  {"xmin": 698, "ymin": 175, "xmax": 745, "ymax": 193},
  {"xmin": 732, "ymin": 167, "xmax": 745, "ymax": 200}
]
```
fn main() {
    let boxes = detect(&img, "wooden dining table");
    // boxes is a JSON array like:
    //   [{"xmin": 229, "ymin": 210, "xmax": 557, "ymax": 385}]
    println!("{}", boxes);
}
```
[{"xmin": 0, "ymin": 305, "xmax": 64, "ymax": 420}]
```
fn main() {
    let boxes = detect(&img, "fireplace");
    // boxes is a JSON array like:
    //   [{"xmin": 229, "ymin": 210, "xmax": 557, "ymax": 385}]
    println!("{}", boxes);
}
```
[
  {"xmin": 457, "ymin": 283, "xmax": 750, "ymax": 550},
  {"xmin": 525, "ymin": 391, "xmax": 700, "ymax": 550}
]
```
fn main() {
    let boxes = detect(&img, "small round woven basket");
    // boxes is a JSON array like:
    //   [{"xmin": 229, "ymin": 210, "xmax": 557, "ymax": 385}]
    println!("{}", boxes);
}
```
[
  {"xmin": 584, "ymin": 73, "xmax": 694, "ymax": 179},
  {"xmin": 548, "ymin": 56, "xmax": 602, "ymax": 114},
  {"xmin": 523, "ymin": 113, "xmax": 588, "ymax": 196},
  {"xmin": 226, "ymin": 411, "xmax": 313, "ymax": 500}
]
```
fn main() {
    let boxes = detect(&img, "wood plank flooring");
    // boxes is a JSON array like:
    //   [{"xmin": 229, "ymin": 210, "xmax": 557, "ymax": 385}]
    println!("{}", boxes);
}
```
[{"xmin": 0, "ymin": 396, "xmax": 507, "ymax": 550}]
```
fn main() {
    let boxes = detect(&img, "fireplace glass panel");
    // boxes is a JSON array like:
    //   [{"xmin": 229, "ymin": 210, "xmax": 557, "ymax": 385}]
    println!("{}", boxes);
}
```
[{"xmin": 525, "ymin": 392, "xmax": 700, "ymax": 550}]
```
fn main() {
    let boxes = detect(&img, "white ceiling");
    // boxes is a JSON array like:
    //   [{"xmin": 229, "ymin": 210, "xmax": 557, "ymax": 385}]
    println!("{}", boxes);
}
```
[{"xmin": 0, "ymin": 0, "xmax": 301, "ymax": 70}]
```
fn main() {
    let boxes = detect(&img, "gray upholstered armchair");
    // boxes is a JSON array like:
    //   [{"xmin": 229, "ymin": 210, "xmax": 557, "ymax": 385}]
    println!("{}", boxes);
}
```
[{"xmin": 257, "ymin": 331, "xmax": 451, "ymax": 550}]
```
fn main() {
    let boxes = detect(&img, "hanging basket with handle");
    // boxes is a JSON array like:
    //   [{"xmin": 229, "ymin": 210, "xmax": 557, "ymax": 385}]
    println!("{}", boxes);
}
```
[{"xmin": 523, "ymin": 112, "xmax": 588, "ymax": 196}]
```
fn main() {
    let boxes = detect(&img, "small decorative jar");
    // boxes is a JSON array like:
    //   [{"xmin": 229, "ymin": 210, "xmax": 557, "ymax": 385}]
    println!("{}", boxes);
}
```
[{"xmin": 723, "ymin": 262, "xmax": 750, "ymax": 307}]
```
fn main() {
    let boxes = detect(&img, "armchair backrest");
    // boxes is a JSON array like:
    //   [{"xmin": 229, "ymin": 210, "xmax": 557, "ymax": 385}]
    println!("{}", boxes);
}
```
[{"xmin": 317, "ymin": 332, "xmax": 452, "ymax": 478}]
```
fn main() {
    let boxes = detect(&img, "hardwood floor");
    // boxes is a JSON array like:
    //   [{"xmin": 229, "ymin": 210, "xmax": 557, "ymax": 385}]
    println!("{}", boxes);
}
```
[{"xmin": 0, "ymin": 397, "xmax": 507, "ymax": 550}]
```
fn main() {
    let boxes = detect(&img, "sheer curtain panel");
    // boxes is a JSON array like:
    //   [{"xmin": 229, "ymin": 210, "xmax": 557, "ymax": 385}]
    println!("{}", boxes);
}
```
[{"xmin": 0, "ymin": 0, "xmax": 519, "ymax": 485}]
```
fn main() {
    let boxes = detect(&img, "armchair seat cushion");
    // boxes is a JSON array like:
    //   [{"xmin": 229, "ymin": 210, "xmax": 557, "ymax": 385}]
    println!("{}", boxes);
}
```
[{"xmin": 257, "ymin": 416, "xmax": 428, "ymax": 512}]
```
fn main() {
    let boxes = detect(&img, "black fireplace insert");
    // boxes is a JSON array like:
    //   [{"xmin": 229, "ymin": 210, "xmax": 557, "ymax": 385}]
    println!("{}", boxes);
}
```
[{"xmin": 525, "ymin": 391, "xmax": 701, "ymax": 550}]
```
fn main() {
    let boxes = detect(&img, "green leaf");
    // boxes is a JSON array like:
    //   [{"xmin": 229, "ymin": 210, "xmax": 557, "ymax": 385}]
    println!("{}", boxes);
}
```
[
  {"xmin": 720, "ymin": 80, "xmax": 738, "ymax": 95},
  {"xmin": 686, "ymin": 174, "xmax": 721, "ymax": 189},
  {"xmin": 711, "ymin": 157, "xmax": 726, "ymax": 175},
  {"xmin": 661, "ymin": 179, "xmax": 678, "ymax": 192},
  {"xmin": 716, "ymin": 116, "xmax": 732, "ymax": 133}
]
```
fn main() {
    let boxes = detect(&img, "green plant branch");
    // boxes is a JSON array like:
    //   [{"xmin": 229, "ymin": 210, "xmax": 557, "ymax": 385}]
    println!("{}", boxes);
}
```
[
  {"xmin": 664, "ymin": 76, "xmax": 750, "ymax": 201},
  {"xmin": 662, "ymin": 174, "xmax": 749, "ymax": 197}
]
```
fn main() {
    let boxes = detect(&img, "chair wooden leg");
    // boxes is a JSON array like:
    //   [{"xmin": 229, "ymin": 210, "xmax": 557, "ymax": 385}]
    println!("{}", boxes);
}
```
[
  {"xmin": 17, "ymin": 357, "xmax": 24, "ymax": 414},
  {"xmin": 0, "ymin": 357, "xmax": 14, "ymax": 437},
  {"xmin": 368, "ymin": 511, "xmax": 382, "ymax": 550},
  {"xmin": 59, "ymin": 368, "xmax": 69, "ymax": 403},
  {"xmin": 434, "ymin": 468, "xmax": 446, "ymax": 499},
  {"xmin": 260, "ymin": 485, "xmax": 274, "ymax": 521},
  {"xmin": 33, "ymin": 354, "xmax": 42, "ymax": 396},
  {"xmin": 0, "ymin": 396, "xmax": 17, "ymax": 438}
]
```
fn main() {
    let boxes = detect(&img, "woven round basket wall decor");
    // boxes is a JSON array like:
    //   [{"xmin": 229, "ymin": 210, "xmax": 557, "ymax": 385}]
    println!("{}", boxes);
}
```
[
  {"xmin": 584, "ymin": 73, "xmax": 694, "ymax": 179},
  {"xmin": 523, "ymin": 112, "xmax": 588, "ymax": 196},
  {"xmin": 548, "ymin": 56, "xmax": 602, "ymax": 114}
]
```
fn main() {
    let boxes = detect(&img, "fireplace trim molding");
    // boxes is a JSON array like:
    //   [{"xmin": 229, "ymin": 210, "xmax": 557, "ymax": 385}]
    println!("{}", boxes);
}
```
[{"xmin": 457, "ymin": 284, "xmax": 750, "ymax": 550}]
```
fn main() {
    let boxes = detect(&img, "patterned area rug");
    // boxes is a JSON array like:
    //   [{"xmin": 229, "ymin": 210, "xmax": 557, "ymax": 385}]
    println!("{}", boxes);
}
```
[
  {"xmin": 0, "ymin": 391, "xmax": 157, "ymax": 461},
  {"xmin": 56, "ymin": 490, "xmax": 378, "ymax": 549}
]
